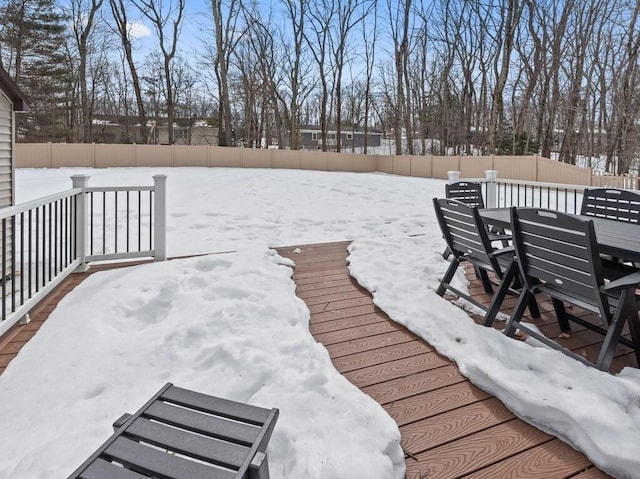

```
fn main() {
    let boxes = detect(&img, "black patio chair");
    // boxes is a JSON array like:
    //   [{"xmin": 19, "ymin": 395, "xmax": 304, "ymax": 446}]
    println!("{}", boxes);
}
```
[
  {"xmin": 580, "ymin": 187, "xmax": 640, "ymax": 223},
  {"xmin": 442, "ymin": 181, "xmax": 507, "ymax": 261},
  {"xmin": 504, "ymin": 207, "xmax": 640, "ymax": 371},
  {"xmin": 581, "ymin": 187, "xmax": 640, "ymax": 265},
  {"xmin": 433, "ymin": 198, "xmax": 539, "ymax": 326},
  {"xmin": 67, "ymin": 383, "xmax": 279, "ymax": 479},
  {"xmin": 445, "ymin": 181, "xmax": 486, "ymax": 208}
]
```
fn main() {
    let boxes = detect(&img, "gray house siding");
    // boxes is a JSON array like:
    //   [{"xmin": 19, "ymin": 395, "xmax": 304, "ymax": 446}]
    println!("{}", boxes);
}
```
[
  {"xmin": 300, "ymin": 129, "xmax": 382, "ymax": 150},
  {"xmin": 0, "ymin": 93, "xmax": 13, "ymax": 209}
]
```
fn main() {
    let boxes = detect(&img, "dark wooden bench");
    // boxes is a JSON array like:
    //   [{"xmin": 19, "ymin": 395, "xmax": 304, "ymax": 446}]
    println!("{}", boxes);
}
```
[{"xmin": 67, "ymin": 383, "xmax": 279, "ymax": 479}]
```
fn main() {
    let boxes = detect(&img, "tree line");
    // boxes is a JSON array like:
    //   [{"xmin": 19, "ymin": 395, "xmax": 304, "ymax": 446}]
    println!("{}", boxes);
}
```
[{"xmin": 0, "ymin": 0, "xmax": 639, "ymax": 173}]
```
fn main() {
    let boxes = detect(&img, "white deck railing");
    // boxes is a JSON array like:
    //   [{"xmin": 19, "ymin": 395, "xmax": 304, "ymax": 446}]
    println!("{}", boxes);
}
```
[
  {"xmin": 448, "ymin": 170, "xmax": 585, "ymax": 214},
  {"xmin": 0, "ymin": 175, "xmax": 167, "ymax": 338}
]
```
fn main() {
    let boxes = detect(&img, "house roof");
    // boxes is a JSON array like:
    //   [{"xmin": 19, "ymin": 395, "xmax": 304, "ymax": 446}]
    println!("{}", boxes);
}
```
[
  {"xmin": 0, "ymin": 67, "xmax": 29, "ymax": 111},
  {"xmin": 300, "ymin": 125, "xmax": 383, "ymax": 135}
]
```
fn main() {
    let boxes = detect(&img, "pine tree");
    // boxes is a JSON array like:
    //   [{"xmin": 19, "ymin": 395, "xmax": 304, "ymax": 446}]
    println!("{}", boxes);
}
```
[{"xmin": 0, "ymin": 0, "xmax": 72, "ymax": 141}]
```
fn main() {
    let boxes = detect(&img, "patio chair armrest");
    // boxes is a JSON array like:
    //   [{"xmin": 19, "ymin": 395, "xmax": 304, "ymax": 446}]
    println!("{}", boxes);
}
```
[{"xmin": 601, "ymin": 271, "xmax": 640, "ymax": 293}]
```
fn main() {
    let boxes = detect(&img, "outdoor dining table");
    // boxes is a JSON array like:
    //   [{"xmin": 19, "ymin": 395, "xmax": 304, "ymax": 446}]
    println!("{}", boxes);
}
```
[
  {"xmin": 480, "ymin": 207, "xmax": 640, "ymax": 264},
  {"xmin": 477, "ymin": 207, "xmax": 640, "ymax": 329}
]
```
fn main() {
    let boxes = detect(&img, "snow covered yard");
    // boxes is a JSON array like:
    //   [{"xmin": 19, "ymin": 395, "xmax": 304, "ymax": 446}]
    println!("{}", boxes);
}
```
[{"xmin": 0, "ymin": 167, "xmax": 639, "ymax": 479}]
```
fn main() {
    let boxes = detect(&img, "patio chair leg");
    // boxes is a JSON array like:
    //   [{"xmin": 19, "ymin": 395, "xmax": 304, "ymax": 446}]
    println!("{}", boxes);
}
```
[
  {"xmin": 551, "ymin": 298, "xmax": 571, "ymax": 333},
  {"xmin": 504, "ymin": 288, "xmax": 530, "ymax": 337},
  {"xmin": 527, "ymin": 296, "xmax": 541, "ymax": 318},
  {"xmin": 484, "ymin": 260, "xmax": 517, "ymax": 327},
  {"xmin": 595, "ymin": 290, "xmax": 634, "ymax": 370},
  {"xmin": 436, "ymin": 257, "xmax": 461, "ymax": 297},
  {"xmin": 477, "ymin": 267, "xmax": 494, "ymax": 294},
  {"xmin": 621, "ymin": 292, "xmax": 640, "ymax": 367}
]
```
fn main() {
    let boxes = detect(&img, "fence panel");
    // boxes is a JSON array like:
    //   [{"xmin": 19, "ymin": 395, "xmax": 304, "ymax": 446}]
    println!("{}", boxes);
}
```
[
  {"xmin": 492, "ymin": 156, "xmax": 537, "ymax": 181},
  {"xmin": 241, "ymin": 148, "xmax": 272, "ymax": 168},
  {"xmin": 15, "ymin": 144, "xmax": 52, "ymax": 168},
  {"xmin": 460, "ymin": 156, "xmax": 493, "ymax": 178},
  {"xmin": 95, "ymin": 144, "xmax": 134, "ymax": 167},
  {"xmin": 272, "ymin": 150, "xmax": 301, "ymax": 170},
  {"xmin": 17, "ymin": 144, "xmax": 638, "ymax": 190},
  {"xmin": 175, "ymin": 145, "xmax": 209, "ymax": 167},
  {"xmin": 409, "ymin": 155, "xmax": 432, "ymax": 177},
  {"xmin": 431, "ymin": 156, "xmax": 459, "ymax": 178},
  {"xmin": 536, "ymin": 156, "xmax": 592, "ymax": 185},
  {"xmin": 591, "ymin": 172, "xmax": 640, "ymax": 189}
]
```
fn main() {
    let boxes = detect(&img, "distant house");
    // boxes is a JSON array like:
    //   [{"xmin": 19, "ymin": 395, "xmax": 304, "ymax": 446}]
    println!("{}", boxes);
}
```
[
  {"xmin": 297, "ymin": 126, "xmax": 383, "ymax": 150},
  {"xmin": 0, "ymin": 68, "xmax": 29, "ymax": 209}
]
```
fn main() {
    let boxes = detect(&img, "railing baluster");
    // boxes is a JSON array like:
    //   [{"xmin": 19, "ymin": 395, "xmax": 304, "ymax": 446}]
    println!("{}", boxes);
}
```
[
  {"xmin": 126, "ymin": 191, "xmax": 130, "ymax": 252},
  {"xmin": 20, "ymin": 212, "xmax": 24, "ymax": 306},
  {"xmin": 114, "ymin": 191, "xmax": 118, "ymax": 253},
  {"xmin": 102, "ymin": 192, "xmax": 106, "ymax": 255},
  {"xmin": 138, "ymin": 190, "xmax": 142, "ymax": 251},
  {"xmin": 149, "ymin": 190, "xmax": 153, "ymax": 251},
  {"xmin": 35, "ymin": 207, "xmax": 39, "ymax": 293},
  {"xmin": 2, "ymin": 218, "xmax": 6, "ymax": 321},
  {"xmin": 28, "ymin": 209, "xmax": 32, "ymax": 298},
  {"xmin": 90, "ymin": 192, "xmax": 94, "ymax": 255},
  {"xmin": 11, "ymin": 215, "xmax": 15, "ymax": 312}
]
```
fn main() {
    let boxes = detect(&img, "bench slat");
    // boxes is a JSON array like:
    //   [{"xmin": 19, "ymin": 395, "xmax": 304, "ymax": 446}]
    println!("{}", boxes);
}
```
[
  {"xmin": 79, "ymin": 458, "xmax": 149, "ymax": 479},
  {"xmin": 144, "ymin": 401, "xmax": 260, "ymax": 447},
  {"xmin": 161, "ymin": 386, "xmax": 272, "ymax": 425},
  {"xmin": 126, "ymin": 417, "xmax": 249, "ymax": 469},
  {"xmin": 104, "ymin": 436, "xmax": 236, "ymax": 479}
]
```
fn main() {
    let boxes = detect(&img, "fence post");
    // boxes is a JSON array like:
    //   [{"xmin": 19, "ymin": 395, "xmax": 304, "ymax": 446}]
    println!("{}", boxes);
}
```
[
  {"xmin": 447, "ymin": 170, "xmax": 460, "ymax": 184},
  {"xmin": 485, "ymin": 170, "xmax": 498, "ymax": 208},
  {"xmin": 153, "ymin": 174, "xmax": 167, "ymax": 261},
  {"xmin": 71, "ymin": 175, "xmax": 90, "ymax": 272}
]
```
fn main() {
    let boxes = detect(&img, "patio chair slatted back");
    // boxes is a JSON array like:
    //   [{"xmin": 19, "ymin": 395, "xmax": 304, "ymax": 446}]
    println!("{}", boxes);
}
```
[
  {"xmin": 512, "ymin": 208, "xmax": 606, "ymax": 306},
  {"xmin": 506, "ymin": 207, "xmax": 640, "ymax": 370},
  {"xmin": 445, "ymin": 181, "xmax": 485, "ymax": 208},
  {"xmin": 581, "ymin": 188, "xmax": 640, "ymax": 223},
  {"xmin": 434, "ymin": 198, "xmax": 498, "ymax": 272}
]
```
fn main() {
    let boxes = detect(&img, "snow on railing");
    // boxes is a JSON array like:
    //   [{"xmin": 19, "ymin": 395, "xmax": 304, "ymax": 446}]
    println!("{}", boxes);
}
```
[{"xmin": 0, "ymin": 175, "xmax": 167, "ymax": 338}]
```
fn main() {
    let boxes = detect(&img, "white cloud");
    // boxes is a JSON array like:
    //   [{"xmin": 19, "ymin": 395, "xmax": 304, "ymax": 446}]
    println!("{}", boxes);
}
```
[{"xmin": 127, "ymin": 20, "xmax": 151, "ymax": 39}]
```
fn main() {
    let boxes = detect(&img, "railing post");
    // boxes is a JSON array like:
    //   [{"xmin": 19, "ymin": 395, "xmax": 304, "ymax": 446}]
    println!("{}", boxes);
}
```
[
  {"xmin": 485, "ymin": 170, "xmax": 498, "ymax": 208},
  {"xmin": 153, "ymin": 175, "xmax": 167, "ymax": 261},
  {"xmin": 71, "ymin": 175, "xmax": 90, "ymax": 272},
  {"xmin": 447, "ymin": 170, "xmax": 460, "ymax": 184}
]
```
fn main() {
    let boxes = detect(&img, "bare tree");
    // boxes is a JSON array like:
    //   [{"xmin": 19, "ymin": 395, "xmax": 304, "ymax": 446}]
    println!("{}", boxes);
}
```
[
  {"xmin": 304, "ymin": 0, "xmax": 335, "ymax": 151},
  {"xmin": 68, "ymin": 0, "xmax": 104, "ymax": 142},
  {"xmin": 360, "ymin": 0, "xmax": 376, "ymax": 153},
  {"xmin": 204, "ymin": 0, "xmax": 246, "ymax": 146},
  {"xmin": 281, "ymin": 0, "xmax": 310, "ymax": 150},
  {"xmin": 330, "ymin": 0, "xmax": 373, "ymax": 152},
  {"xmin": 131, "ymin": 0, "xmax": 185, "ymax": 145},
  {"xmin": 109, "ymin": 0, "xmax": 148, "ymax": 142},
  {"xmin": 385, "ymin": 0, "xmax": 413, "ymax": 155},
  {"xmin": 605, "ymin": 1, "xmax": 640, "ymax": 173},
  {"xmin": 489, "ymin": 0, "xmax": 524, "ymax": 152}
]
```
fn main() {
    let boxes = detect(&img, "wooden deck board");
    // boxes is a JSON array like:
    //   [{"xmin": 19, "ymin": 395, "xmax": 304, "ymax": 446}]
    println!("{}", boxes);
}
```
[
  {"xmin": 404, "ymin": 420, "xmax": 554, "ymax": 479},
  {"xmin": 275, "ymin": 241, "xmax": 616, "ymax": 479},
  {"xmin": 312, "ymin": 319, "xmax": 405, "ymax": 345}
]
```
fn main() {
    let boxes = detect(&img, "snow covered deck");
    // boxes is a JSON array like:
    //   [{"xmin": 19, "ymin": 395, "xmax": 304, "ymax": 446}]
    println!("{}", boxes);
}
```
[
  {"xmin": 0, "ymin": 241, "xmax": 627, "ymax": 477},
  {"xmin": 275, "ymin": 241, "xmax": 616, "ymax": 479}
]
